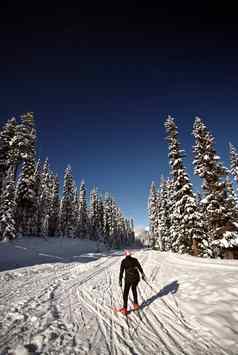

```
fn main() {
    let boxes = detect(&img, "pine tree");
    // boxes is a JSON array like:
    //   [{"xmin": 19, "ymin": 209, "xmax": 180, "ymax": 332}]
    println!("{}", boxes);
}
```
[
  {"xmin": 229, "ymin": 142, "xmax": 238, "ymax": 192},
  {"xmin": 125, "ymin": 219, "xmax": 131, "ymax": 245},
  {"xmin": 103, "ymin": 194, "xmax": 112, "ymax": 245},
  {"xmin": 154, "ymin": 190, "xmax": 162, "ymax": 250},
  {"xmin": 77, "ymin": 180, "xmax": 89, "ymax": 239},
  {"xmin": 97, "ymin": 195, "xmax": 105, "ymax": 241},
  {"xmin": 37, "ymin": 159, "xmax": 53, "ymax": 238},
  {"xmin": 48, "ymin": 175, "xmax": 60, "ymax": 236},
  {"xmin": 162, "ymin": 178, "xmax": 174, "ymax": 251},
  {"xmin": 110, "ymin": 198, "xmax": 119, "ymax": 246},
  {"xmin": 60, "ymin": 166, "xmax": 75, "ymax": 237},
  {"xmin": 148, "ymin": 181, "xmax": 159, "ymax": 248},
  {"xmin": 194, "ymin": 190, "xmax": 212, "ymax": 257},
  {"xmin": 120, "ymin": 217, "xmax": 127, "ymax": 245},
  {"xmin": 112, "ymin": 205, "xmax": 120, "ymax": 247},
  {"xmin": 17, "ymin": 112, "xmax": 36, "ymax": 162},
  {"xmin": 0, "ymin": 167, "xmax": 16, "ymax": 241},
  {"xmin": 165, "ymin": 116, "xmax": 204, "ymax": 254},
  {"xmin": 157, "ymin": 177, "xmax": 170, "ymax": 251},
  {"xmin": 192, "ymin": 117, "xmax": 236, "ymax": 255},
  {"xmin": 0, "ymin": 117, "xmax": 17, "ymax": 192},
  {"xmin": 72, "ymin": 181, "xmax": 79, "ymax": 238},
  {"xmin": 12, "ymin": 113, "xmax": 37, "ymax": 236},
  {"xmin": 89, "ymin": 186, "xmax": 99, "ymax": 240},
  {"xmin": 31, "ymin": 159, "xmax": 42, "ymax": 236},
  {"xmin": 226, "ymin": 176, "xmax": 238, "ymax": 206},
  {"xmin": 130, "ymin": 218, "xmax": 135, "ymax": 244},
  {"xmin": 15, "ymin": 159, "xmax": 37, "ymax": 235},
  {"xmin": 11, "ymin": 112, "xmax": 37, "ymax": 178},
  {"xmin": 212, "ymin": 177, "xmax": 238, "ymax": 250},
  {"xmin": 102, "ymin": 194, "xmax": 118, "ymax": 247},
  {"xmin": 114, "ymin": 205, "xmax": 127, "ymax": 247}
]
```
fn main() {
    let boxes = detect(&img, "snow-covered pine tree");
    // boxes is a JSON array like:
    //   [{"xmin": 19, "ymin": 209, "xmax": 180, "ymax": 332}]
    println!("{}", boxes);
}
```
[
  {"xmin": 120, "ymin": 217, "xmax": 127, "ymax": 245},
  {"xmin": 192, "ymin": 117, "xmax": 238, "ymax": 255},
  {"xmin": 13, "ymin": 113, "xmax": 37, "ymax": 236},
  {"xmin": 225, "ymin": 176, "xmax": 238, "ymax": 207},
  {"xmin": 72, "ymin": 180, "xmax": 79, "ymax": 238},
  {"xmin": 148, "ymin": 181, "xmax": 159, "ymax": 248},
  {"xmin": 48, "ymin": 174, "xmax": 60, "ymax": 236},
  {"xmin": 15, "ymin": 159, "xmax": 37, "ymax": 236},
  {"xmin": 194, "ymin": 190, "xmax": 212, "ymax": 257},
  {"xmin": 157, "ymin": 177, "xmax": 170, "ymax": 251},
  {"xmin": 37, "ymin": 158, "xmax": 53, "ymax": 238},
  {"xmin": 103, "ymin": 193, "xmax": 112, "ymax": 245},
  {"xmin": 97, "ymin": 195, "xmax": 105, "ymax": 242},
  {"xmin": 129, "ymin": 218, "xmax": 135, "ymax": 244},
  {"xmin": 229, "ymin": 142, "xmax": 238, "ymax": 192},
  {"xmin": 122, "ymin": 216, "xmax": 129, "ymax": 245},
  {"xmin": 111, "ymin": 198, "xmax": 120, "ymax": 247},
  {"xmin": 224, "ymin": 176, "xmax": 238, "ymax": 227},
  {"xmin": 0, "ymin": 167, "xmax": 16, "ymax": 241},
  {"xmin": 0, "ymin": 117, "xmax": 17, "ymax": 193},
  {"xmin": 163, "ymin": 177, "xmax": 174, "ymax": 251},
  {"xmin": 123, "ymin": 218, "xmax": 129, "ymax": 244},
  {"xmin": 18, "ymin": 113, "xmax": 36, "ymax": 162},
  {"xmin": 111, "ymin": 204, "xmax": 120, "ymax": 247},
  {"xmin": 154, "ymin": 189, "xmax": 162, "ymax": 250},
  {"xmin": 89, "ymin": 186, "xmax": 100, "ymax": 240},
  {"xmin": 31, "ymin": 159, "xmax": 42, "ymax": 236},
  {"xmin": 102, "ymin": 194, "xmax": 118, "ymax": 247},
  {"xmin": 125, "ymin": 219, "xmax": 131, "ymax": 244},
  {"xmin": 77, "ymin": 180, "xmax": 89, "ymax": 239},
  {"xmin": 60, "ymin": 165, "xmax": 75, "ymax": 238},
  {"xmin": 114, "ymin": 206, "xmax": 125, "ymax": 247},
  {"xmin": 11, "ymin": 113, "xmax": 37, "ymax": 178},
  {"xmin": 212, "ymin": 176, "xmax": 238, "ymax": 252},
  {"xmin": 165, "ymin": 116, "xmax": 205, "ymax": 254}
]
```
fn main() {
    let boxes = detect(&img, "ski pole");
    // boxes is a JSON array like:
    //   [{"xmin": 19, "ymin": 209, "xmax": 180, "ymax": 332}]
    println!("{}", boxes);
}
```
[{"xmin": 144, "ymin": 279, "xmax": 155, "ymax": 292}]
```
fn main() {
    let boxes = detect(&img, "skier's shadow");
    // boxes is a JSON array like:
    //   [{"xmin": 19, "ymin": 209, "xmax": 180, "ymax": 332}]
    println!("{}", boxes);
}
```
[{"xmin": 140, "ymin": 280, "xmax": 179, "ymax": 310}]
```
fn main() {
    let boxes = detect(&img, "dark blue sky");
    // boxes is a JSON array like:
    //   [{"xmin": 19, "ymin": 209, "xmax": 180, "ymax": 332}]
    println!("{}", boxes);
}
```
[{"xmin": 1, "ymin": 3, "xmax": 238, "ymax": 227}]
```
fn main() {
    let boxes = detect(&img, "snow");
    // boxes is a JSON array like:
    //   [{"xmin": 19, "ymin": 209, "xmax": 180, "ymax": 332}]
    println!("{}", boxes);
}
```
[
  {"xmin": 0, "ymin": 237, "xmax": 107, "ymax": 272},
  {"xmin": 201, "ymin": 196, "xmax": 210, "ymax": 204},
  {"xmin": 0, "ymin": 239, "xmax": 238, "ymax": 355},
  {"xmin": 232, "ymin": 221, "xmax": 238, "ymax": 229}
]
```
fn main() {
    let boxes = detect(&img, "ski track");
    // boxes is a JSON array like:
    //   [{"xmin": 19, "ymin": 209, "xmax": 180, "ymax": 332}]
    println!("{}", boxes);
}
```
[{"xmin": 0, "ymin": 251, "xmax": 236, "ymax": 354}]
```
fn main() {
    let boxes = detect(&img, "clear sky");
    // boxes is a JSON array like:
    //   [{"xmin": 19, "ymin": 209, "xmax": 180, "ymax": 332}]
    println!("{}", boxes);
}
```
[{"xmin": 1, "ymin": 3, "xmax": 238, "ymax": 227}]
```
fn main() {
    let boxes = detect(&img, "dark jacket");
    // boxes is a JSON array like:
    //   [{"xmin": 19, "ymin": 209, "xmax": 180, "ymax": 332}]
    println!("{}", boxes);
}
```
[{"xmin": 119, "ymin": 256, "xmax": 144, "ymax": 284}]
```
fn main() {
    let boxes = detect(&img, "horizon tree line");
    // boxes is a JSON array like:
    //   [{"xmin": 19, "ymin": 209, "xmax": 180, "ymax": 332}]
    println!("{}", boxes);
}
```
[{"xmin": 0, "ymin": 113, "xmax": 135, "ymax": 247}]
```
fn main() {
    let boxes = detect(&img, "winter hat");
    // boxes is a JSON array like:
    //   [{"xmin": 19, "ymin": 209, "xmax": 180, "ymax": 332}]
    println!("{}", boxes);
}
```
[{"xmin": 124, "ymin": 250, "xmax": 131, "ymax": 257}]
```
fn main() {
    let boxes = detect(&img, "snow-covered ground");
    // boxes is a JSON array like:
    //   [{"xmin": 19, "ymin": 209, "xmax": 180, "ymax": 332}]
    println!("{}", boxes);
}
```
[
  {"xmin": 0, "ymin": 239, "xmax": 238, "ymax": 355},
  {"xmin": 0, "ymin": 237, "xmax": 107, "ymax": 272}
]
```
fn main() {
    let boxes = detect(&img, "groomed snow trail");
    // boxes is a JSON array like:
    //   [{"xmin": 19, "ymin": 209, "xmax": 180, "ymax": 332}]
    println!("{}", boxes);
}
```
[{"xmin": 0, "ymin": 250, "xmax": 237, "ymax": 355}]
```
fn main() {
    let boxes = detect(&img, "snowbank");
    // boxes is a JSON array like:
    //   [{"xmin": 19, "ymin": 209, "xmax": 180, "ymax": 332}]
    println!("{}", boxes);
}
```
[{"xmin": 0, "ymin": 237, "xmax": 107, "ymax": 272}]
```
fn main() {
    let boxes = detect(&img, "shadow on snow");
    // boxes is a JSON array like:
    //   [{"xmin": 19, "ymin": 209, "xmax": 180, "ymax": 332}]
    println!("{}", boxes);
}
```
[{"xmin": 140, "ymin": 280, "xmax": 179, "ymax": 310}]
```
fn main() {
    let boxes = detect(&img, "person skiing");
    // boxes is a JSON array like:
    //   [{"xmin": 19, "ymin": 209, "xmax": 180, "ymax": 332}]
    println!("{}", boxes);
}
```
[{"xmin": 118, "ymin": 250, "xmax": 146, "ymax": 315}]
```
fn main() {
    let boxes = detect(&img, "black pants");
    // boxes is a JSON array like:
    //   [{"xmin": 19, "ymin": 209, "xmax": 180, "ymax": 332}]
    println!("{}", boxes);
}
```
[{"xmin": 123, "ymin": 280, "xmax": 139, "ymax": 308}]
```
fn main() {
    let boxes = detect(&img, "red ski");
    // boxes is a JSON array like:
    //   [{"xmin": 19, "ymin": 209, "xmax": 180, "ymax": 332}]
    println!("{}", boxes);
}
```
[
  {"xmin": 113, "ymin": 307, "xmax": 128, "ymax": 315},
  {"xmin": 113, "ymin": 305, "xmax": 140, "ymax": 315}
]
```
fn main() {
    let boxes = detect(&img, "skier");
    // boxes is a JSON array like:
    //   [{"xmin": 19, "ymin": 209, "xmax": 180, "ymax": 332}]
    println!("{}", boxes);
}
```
[{"xmin": 118, "ymin": 250, "xmax": 146, "ymax": 315}]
